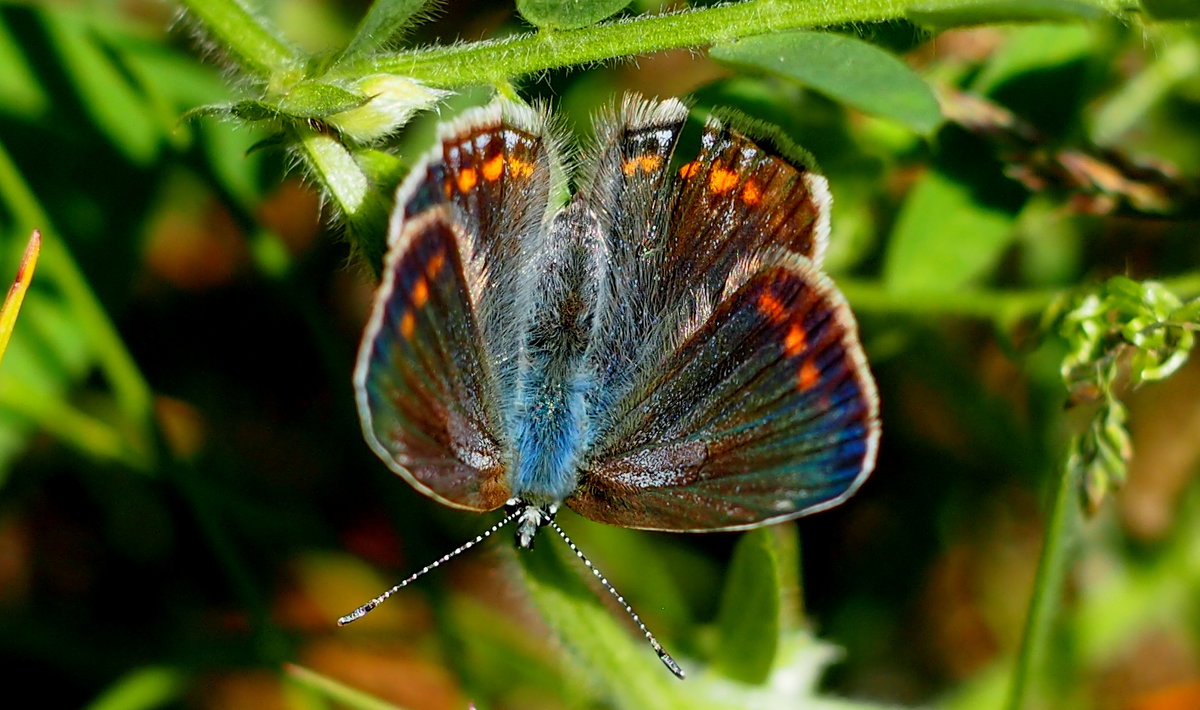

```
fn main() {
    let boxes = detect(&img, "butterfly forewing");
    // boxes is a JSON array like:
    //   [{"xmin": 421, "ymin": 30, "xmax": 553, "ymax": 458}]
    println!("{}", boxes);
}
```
[
  {"xmin": 661, "ymin": 118, "xmax": 831, "ymax": 299},
  {"xmin": 571, "ymin": 253, "xmax": 879, "ymax": 530},
  {"xmin": 576, "ymin": 98, "xmax": 689, "ymax": 417},
  {"xmin": 356, "ymin": 103, "xmax": 560, "ymax": 511},
  {"xmin": 403, "ymin": 102, "xmax": 559, "ymax": 415}
]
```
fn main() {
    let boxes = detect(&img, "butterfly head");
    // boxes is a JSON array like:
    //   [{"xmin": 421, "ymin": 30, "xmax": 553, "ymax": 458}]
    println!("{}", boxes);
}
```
[{"xmin": 509, "ymin": 499, "xmax": 558, "ymax": 549}]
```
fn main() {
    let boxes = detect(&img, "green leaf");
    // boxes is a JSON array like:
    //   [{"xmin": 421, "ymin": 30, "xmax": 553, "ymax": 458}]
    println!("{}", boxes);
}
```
[
  {"xmin": 713, "ymin": 527, "xmax": 784, "ymax": 684},
  {"xmin": 0, "ymin": 13, "xmax": 48, "ymax": 117},
  {"xmin": 0, "ymin": 288, "xmax": 136, "ymax": 472},
  {"xmin": 42, "ymin": 10, "xmax": 160, "ymax": 164},
  {"xmin": 517, "ymin": 539, "xmax": 695, "ymax": 709},
  {"xmin": 187, "ymin": 83, "xmax": 373, "ymax": 127},
  {"xmin": 339, "ymin": 0, "xmax": 429, "ymax": 62},
  {"xmin": 82, "ymin": 666, "xmax": 186, "ymax": 710},
  {"xmin": 970, "ymin": 24, "xmax": 1094, "ymax": 96},
  {"xmin": 1142, "ymin": 0, "xmax": 1200, "ymax": 19},
  {"xmin": 907, "ymin": 0, "xmax": 1105, "ymax": 30},
  {"xmin": 517, "ymin": 0, "xmax": 632, "ymax": 30},
  {"xmin": 884, "ymin": 167, "xmax": 1017, "ymax": 295},
  {"xmin": 285, "ymin": 664, "xmax": 410, "ymax": 710},
  {"xmin": 710, "ymin": 31, "xmax": 943, "ymax": 136},
  {"xmin": 181, "ymin": 101, "xmax": 280, "ymax": 123},
  {"xmin": 277, "ymin": 80, "xmax": 368, "ymax": 119}
]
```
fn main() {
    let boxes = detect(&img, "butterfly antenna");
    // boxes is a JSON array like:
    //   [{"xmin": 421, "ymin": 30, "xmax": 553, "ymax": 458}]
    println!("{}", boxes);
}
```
[
  {"xmin": 338, "ymin": 507, "xmax": 525, "ymax": 626},
  {"xmin": 546, "ymin": 518, "xmax": 685, "ymax": 680}
]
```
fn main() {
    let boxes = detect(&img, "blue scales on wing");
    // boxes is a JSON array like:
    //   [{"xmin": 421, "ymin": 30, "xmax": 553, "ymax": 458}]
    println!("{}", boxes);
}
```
[
  {"xmin": 570, "ymin": 254, "xmax": 879, "ymax": 530},
  {"xmin": 568, "ymin": 101, "xmax": 880, "ymax": 530},
  {"xmin": 355, "ymin": 102, "xmax": 559, "ymax": 511}
]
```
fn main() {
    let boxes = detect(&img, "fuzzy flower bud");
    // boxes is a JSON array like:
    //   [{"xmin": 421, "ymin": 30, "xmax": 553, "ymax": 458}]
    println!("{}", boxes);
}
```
[{"xmin": 328, "ymin": 75, "xmax": 447, "ymax": 144}]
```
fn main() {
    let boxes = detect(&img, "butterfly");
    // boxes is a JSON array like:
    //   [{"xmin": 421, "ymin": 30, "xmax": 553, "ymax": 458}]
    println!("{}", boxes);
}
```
[{"xmin": 341, "ymin": 95, "xmax": 881, "ymax": 679}]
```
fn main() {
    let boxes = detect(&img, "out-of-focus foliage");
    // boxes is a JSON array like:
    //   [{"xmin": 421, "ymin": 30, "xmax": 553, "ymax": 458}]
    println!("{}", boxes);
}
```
[{"xmin": 1, "ymin": 1, "xmax": 1199, "ymax": 710}]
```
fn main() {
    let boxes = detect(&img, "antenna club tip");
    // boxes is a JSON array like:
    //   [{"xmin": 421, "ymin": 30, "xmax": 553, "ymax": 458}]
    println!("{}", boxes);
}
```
[
  {"xmin": 658, "ymin": 652, "xmax": 685, "ymax": 679},
  {"xmin": 337, "ymin": 601, "xmax": 376, "ymax": 626}
]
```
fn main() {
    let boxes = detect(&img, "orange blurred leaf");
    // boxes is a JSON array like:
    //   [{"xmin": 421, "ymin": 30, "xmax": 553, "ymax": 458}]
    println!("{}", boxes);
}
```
[{"xmin": 0, "ymin": 229, "xmax": 40, "ymax": 365}]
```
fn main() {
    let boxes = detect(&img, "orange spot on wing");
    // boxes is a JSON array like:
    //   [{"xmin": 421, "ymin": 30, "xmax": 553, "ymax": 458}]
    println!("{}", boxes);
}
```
[
  {"xmin": 456, "ymin": 167, "xmax": 478, "ymax": 193},
  {"xmin": 426, "ymin": 250, "xmax": 446, "ymax": 278},
  {"xmin": 623, "ymin": 153, "xmax": 664, "ymax": 176},
  {"xmin": 709, "ymin": 167, "xmax": 739, "ymax": 193},
  {"xmin": 742, "ymin": 180, "xmax": 762, "ymax": 205},
  {"xmin": 784, "ymin": 323, "xmax": 807, "ymax": 357},
  {"xmin": 757, "ymin": 291, "xmax": 788, "ymax": 324},
  {"xmin": 443, "ymin": 178, "xmax": 454, "ymax": 199},
  {"xmin": 400, "ymin": 310, "xmax": 416, "ymax": 339},
  {"xmin": 411, "ymin": 277, "xmax": 428, "ymax": 308},
  {"xmin": 639, "ymin": 154, "xmax": 663, "ymax": 173},
  {"xmin": 679, "ymin": 161, "xmax": 700, "ymax": 179},
  {"xmin": 507, "ymin": 157, "xmax": 534, "ymax": 178},
  {"xmin": 797, "ymin": 359, "xmax": 820, "ymax": 391},
  {"xmin": 482, "ymin": 154, "xmax": 505, "ymax": 182}
]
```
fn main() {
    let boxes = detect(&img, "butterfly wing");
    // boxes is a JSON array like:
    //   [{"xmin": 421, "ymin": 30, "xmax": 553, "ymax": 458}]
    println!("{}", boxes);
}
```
[
  {"xmin": 569, "ymin": 110, "xmax": 878, "ymax": 530},
  {"xmin": 356, "ymin": 102, "xmax": 557, "ymax": 511},
  {"xmin": 570, "ymin": 253, "xmax": 879, "ymax": 530}
]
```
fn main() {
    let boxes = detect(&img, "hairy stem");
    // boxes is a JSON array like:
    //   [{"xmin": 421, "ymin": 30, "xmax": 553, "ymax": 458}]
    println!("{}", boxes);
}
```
[{"xmin": 328, "ymin": 0, "xmax": 1120, "ymax": 87}]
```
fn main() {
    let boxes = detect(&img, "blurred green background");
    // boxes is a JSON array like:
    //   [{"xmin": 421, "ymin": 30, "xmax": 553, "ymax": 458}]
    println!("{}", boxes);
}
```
[{"xmin": 1, "ymin": 1, "xmax": 1199, "ymax": 709}]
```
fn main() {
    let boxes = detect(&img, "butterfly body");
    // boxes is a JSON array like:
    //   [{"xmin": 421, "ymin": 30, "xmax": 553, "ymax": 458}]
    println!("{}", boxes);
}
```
[{"xmin": 511, "ymin": 201, "xmax": 603, "ymax": 508}]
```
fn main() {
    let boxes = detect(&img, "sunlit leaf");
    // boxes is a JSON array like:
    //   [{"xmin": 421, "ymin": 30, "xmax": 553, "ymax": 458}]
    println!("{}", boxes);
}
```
[
  {"xmin": 710, "ymin": 31, "xmax": 943, "ymax": 135},
  {"xmin": 970, "ymin": 24, "xmax": 1094, "ymax": 95},
  {"xmin": 517, "ymin": 0, "xmax": 632, "ymax": 30},
  {"xmin": 885, "ymin": 167, "xmax": 1017, "ymax": 295},
  {"xmin": 907, "ymin": 0, "xmax": 1105, "ymax": 29}
]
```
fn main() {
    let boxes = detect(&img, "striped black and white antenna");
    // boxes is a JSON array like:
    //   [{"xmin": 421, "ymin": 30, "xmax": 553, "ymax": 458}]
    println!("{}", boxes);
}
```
[
  {"xmin": 337, "ymin": 505, "xmax": 685, "ymax": 679},
  {"xmin": 338, "ymin": 507, "xmax": 524, "ymax": 625},
  {"xmin": 545, "ymin": 517, "xmax": 685, "ymax": 680}
]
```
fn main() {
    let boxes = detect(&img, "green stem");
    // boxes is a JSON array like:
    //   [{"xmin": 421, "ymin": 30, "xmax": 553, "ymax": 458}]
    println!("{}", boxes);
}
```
[
  {"xmin": 839, "ymin": 280, "xmax": 1060, "ymax": 323},
  {"xmin": 328, "ymin": 0, "xmax": 1119, "ymax": 87},
  {"xmin": 0, "ymin": 138, "xmax": 155, "ymax": 466},
  {"xmin": 839, "ymin": 271, "xmax": 1200, "ymax": 323},
  {"xmin": 177, "ymin": 0, "xmax": 303, "ymax": 82},
  {"xmin": 1005, "ymin": 455, "xmax": 1082, "ymax": 710}
]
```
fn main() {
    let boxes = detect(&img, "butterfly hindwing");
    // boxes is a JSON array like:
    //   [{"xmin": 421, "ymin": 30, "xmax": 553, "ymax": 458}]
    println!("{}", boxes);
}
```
[
  {"xmin": 570, "ymin": 252, "xmax": 879, "ymax": 530},
  {"xmin": 357, "ymin": 207, "xmax": 511, "ymax": 510}
]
